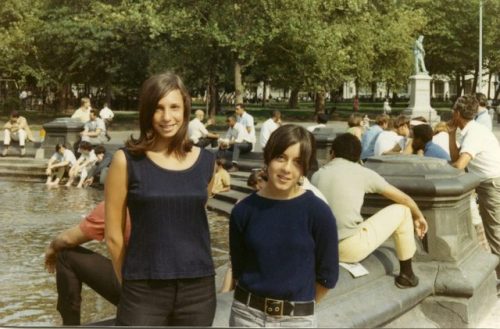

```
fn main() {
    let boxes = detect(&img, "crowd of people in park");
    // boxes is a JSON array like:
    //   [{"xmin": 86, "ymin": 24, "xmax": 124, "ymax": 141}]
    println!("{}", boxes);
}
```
[{"xmin": 40, "ymin": 72, "xmax": 500, "ymax": 327}]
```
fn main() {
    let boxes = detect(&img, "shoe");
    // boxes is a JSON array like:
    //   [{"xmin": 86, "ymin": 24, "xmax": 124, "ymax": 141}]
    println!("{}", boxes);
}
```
[
  {"xmin": 20, "ymin": 148, "xmax": 26, "ymax": 157},
  {"xmin": 106, "ymin": 135, "xmax": 111, "ymax": 142},
  {"xmin": 395, "ymin": 273, "xmax": 419, "ymax": 289},
  {"xmin": 1, "ymin": 148, "xmax": 7, "ymax": 157},
  {"xmin": 228, "ymin": 165, "xmax": 239, "ymax": 172}
]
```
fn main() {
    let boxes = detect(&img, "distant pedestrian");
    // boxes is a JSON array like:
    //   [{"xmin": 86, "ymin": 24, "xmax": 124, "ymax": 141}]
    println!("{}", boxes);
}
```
[
  {"xmin": 99, "ymin": 102, "xmax": 114, "ymax": 141},
  {"xmin": 383, "ymin": 98, "xmax": 392, "ymax": 114}
]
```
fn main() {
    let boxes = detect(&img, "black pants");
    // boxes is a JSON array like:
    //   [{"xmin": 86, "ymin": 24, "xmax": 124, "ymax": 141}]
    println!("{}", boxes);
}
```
[
  {"xmin": 195, "ymin": 137, "xmax": 218, "ymax": 148},
  {"xmin": 116, "ymin": 276, "xmax": 216, "ymax": 326},
  {"xmin": 217, "ymin": 142, "xmax": 252, "ymax": 164},
  {"xmin": 56, "ymin": 246, "xmax": 120, "ymax": 325}
]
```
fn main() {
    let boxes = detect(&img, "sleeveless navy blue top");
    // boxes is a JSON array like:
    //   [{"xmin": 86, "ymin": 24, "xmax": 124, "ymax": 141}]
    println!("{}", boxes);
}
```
[{"xmin": 122, "ymin": 147, "xmax": 216, "ymax": 280}]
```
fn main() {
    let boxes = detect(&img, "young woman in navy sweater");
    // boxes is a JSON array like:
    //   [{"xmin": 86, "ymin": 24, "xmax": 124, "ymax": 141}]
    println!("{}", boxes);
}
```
[
  {"xmin": 105, "ymin": 72, "xmax": 216, "ymax": 326},
  {"xmin": 229, "ymin": 124, "xmax": 339, "ymax": 327}
]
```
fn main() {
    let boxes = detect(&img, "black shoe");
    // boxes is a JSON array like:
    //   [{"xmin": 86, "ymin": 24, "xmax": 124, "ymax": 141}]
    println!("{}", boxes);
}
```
[
  {"xmin": 395, "ymin": 273, "xmax": 419, "ymax": 289},
  {"xmin": 106, "ymin": 135, "xmax": 111, "ymax": 141}
]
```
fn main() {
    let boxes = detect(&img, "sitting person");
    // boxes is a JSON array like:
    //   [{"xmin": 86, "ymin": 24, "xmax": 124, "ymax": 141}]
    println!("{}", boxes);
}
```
[
  {"xmin": 312, "ymin": 133, "xmax": 428, "ymax": 288},
  {"xmin": 306, "ymin": 112, "xmax": 328, "ymax": 132},
  {"xmin": 46, "ymin": 143, "xmax": 77, "ymax": 187},
  {"xmin": 374, "ymin": 115, "xmax": 409, "ymax": 156},
  {"xmin": 411, "ymin": 124, "xmax": 450, "ymax": 160},
  {"xmin": 346, "ymin": 113, "xmax": 364, "ymax": 141},
  {"xmin": 188, "ymin": 109, "xmax": 219, "ymax": 148},
  {"xmin": 65, "ymin": 141, "xmax": 97, "ymax": 188},
  {"xmin": 211, "ymin": 158, "xmax": 231, "ymax": 196},
  {"xmin": 2, "ymin": 111, "xmax": 34, "ymax": 156},
  {"xmin": 44, "ymin": 201, "xmax": 131, "ymax": 325},
  {"xmin": 71, "ymin": 97, "xmax": 92, "ymax": 123},
  {"xmin": 80, "ymin": 109, "xmax": 106, "ymax": 145},
  {"xmin": 83, "ymin": 145, "xmax": 112, "ymax": 188},
  {"xmin": 217, "ymin": 115, "xmax": 253, "ymax": 172},
  {"xmin": 360, "ymin": 114, "xmax": 390, "ymax": 161}
]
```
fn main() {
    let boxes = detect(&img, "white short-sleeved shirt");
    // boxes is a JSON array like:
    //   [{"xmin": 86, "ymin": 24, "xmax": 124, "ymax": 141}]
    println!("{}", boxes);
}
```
[
  {"xmin": 237, "ymin": 112, "xmax": 256, "ymax": 145},
  {"xmin": 259, "ymin": 118, "xmax": 279, "ymax": 148},
  {"xmin": 459, "ymin": 120, "xmax": 500, "ymax": 180},
  {"xmin": 188, "ymin": 118, "xmax": 209, "ymax": 144},
  {"xmin": 99, "ymin": 106, "xmax": 114, "ymax": 120},
  {"xmin": 50, "ymin": 149, "xmax": 77, "ymax": 166},
  {"xmin": 225, "ymin": 122, "xmax": 253, "ymax": 144},
  {"xmin": 71, "ymin": 108, "xmax": 90, "ymax": 123},
  {"xmin": 311, "ymin": 158, "xmax": 390, "ymax": 240},
  {"xmin": 432, "ymin": 131, "xmax": 450, "ymax": 156},
  {"xmin": 84, "ymin": 118, "xmax": 106, "ymax": 137},
  {"xmin": 373, "ymin": 131, "xmax": 404, "ymax": 156},
  {"xmin": 475, "ymin": 108, "xmax": 492, "ymax": 131}
]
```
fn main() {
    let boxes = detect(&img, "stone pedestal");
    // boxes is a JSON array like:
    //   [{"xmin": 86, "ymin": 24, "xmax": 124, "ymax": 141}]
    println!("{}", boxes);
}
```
[
  {"xmin": 363, "ymin": 155, "xmax": 499, "ymax": 327},
  {"xmin": 42, "ymin": 118, "xmax": 83, "ymax": 159},
  {"xmin": 405, "ymin": 74, "xmax": 440, "ymax": 123}
]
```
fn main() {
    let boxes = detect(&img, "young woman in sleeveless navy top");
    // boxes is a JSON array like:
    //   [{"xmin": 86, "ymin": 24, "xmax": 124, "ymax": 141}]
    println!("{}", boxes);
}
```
[
  {"xmin": 229, "ymin": 125, "xmax": 339, "ymax": 327},
  {"xmin": 105, "ymin": 72, "xmax": 217, "ymax": 326}
]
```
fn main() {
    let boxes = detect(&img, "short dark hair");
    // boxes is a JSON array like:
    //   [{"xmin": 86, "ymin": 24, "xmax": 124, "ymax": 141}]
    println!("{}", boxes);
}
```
[
  {"xmin": 226, "ymin": 115, "xmax": 237, "ymax": 123},
  {"xmin": 475, "ymin": 93, "xmax": 487, "ymax": 107},
  {"xmin": 330, "ymin": 133, "xmax": 361, "ymax": 162},
  {"xmin": 94, "ymin": 145, "xmax": 106, "ymax": 155},
  {"xmin": 453, "ymin": 95, "xmax": 478, "ymax": 120},
  {"xmin": 55, "ymin": 143, "xmax": 66, "ymax": 152},
  {"xmin": 90, "ymin": 108, "xmax": 99, "ymax": 116},
  {"xmin": 79, "ymin": 141, "xmax": 93, "ymax": 151},
  {"xmin": 264, "ymin": 124, "xmax": 316, "ymax": 176},
  {"xmin": 10, "ymin": 110, "xmax": 19, "ymax": 118},
  {"xmin": 316, "ymin": 113, "xmax": 328, "ymax": 124},
  {"xmin": 235, "ymin": 103, "xmax": 245, "ymax": 110},
  {"xmin": 412, "ymin": 124, "xmax": 433, "ymax": 145}
]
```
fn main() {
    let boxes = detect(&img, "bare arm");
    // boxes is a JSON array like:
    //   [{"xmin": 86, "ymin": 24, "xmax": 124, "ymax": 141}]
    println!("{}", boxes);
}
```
[
  {"xmin": 380, "ymin": 184, "xmax": 428, "ymax": 239},
  {"xmin": 451, "ymin": 153, "xmax": 472, "ymax": 170},
  {"xmin": 45, "ymin": 226, "xmax": 90, "ymax": 273},
  {"xmin": 315, "ymin": 283, "xmax": 330, "ymax": 303},
  {"xmin": 105, "ymin": 150, "xmax": 128, "ymax": 284}
]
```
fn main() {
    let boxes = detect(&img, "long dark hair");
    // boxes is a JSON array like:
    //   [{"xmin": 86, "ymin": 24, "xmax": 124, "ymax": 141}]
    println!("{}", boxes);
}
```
[{"xmin": 125, "ymin": 72, "xmax": 192, "ymax": 157}]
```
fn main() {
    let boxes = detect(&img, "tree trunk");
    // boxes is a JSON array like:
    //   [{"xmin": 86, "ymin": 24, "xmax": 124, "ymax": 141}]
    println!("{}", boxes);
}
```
[
  {"xmin": 455, "ymin": 73, "xmax": 463, "ymax": 98},
  {"xmin": 487, "ymin": 71, "xmax": 492, "ymax": 99},
  {"xmin": 314, "ymin": 91, "xmax": 325, "ymax": 114},
  {"xmin": 370, "ymin": 81, "xmax": 377, "ymax": 101},
  {"xmin": 208, "ymin": 78, "xmax": 218, "ymax": 117},
  {"xmin": 105, "ymin": 78, "xmax": 113, "ymax": 105},
  {"xmin": 261, "ymin": 80, "xmax": 267, "ymax": 107},
  {"xmin": 461, "ymin": 74, "xmax": 466, "ymax": 96},
  {"xmin": 471, "ymin": 66, "xmax": 478, "ymax": 95},
  {"xmin": 354, "ymin": 79, "xmax": 359, "ymax": 97},
  {"xmin": 288, "ymin": 88, "xmax": 299, "ymax": 108},
  {"xmin": 234, "ymin": 59, "xmax": 244, "ymax": 104}
]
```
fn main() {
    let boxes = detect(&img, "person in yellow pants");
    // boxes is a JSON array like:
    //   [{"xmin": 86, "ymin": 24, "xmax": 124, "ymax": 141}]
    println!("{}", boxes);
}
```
[{"xmin": 312, "ymin": 133, "xmax": 428, "ymax": 288}]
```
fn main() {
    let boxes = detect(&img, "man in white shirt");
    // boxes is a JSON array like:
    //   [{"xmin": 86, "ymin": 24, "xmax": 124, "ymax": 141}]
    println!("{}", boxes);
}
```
[
  {"xmin": 373, "ymin": 116, "xmax": 409, "ymax": 156},
  {"xmin": 71, "ymin": 98, "xmax": 92, "ymax": 123},
  {"xmin": 448, "ymin": 95, "xmax": 500, "ymax": 277},
  {"xmin": 259, "ymin": 110, "xmax": 281, "ymax": 149},
  {"xmin": 218, "ymin": 115, "xmax": 253, "ymax": 172},
  {"xmin": 99, "ymin": 102, "xmax": 114, "ymax": 141},
  {"xmin": 235, "ymin": 103, "xmax": 256, "ymax": 149},
  {"xmin": 188, "ymin": 110, "xmax": 219, "ymax": 148},
  {"xmin": 46, "ymin": 143, "xmax": 77, "ymax": 187},
  {"xmin": 80, "ymin": 109, "xmax": 106, "ymax": 145},
  {"xmin": 475, "ymin": 93, "xmax": 492, "ymax": 131}
]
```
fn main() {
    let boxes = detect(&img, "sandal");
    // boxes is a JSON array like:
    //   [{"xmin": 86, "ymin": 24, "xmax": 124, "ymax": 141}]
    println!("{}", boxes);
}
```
[{"xmin": 395, "ymin": 273, "xmax": 419, "ymax": 289}]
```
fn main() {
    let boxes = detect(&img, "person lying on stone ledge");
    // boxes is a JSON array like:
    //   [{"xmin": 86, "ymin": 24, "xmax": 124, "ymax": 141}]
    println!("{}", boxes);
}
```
[{"xmin": 312, "ymin": 133, "xmax": 428, "ymax": 288}]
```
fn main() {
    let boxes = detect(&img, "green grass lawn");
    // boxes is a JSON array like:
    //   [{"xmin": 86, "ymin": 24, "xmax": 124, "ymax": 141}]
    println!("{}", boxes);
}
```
[{"xmin": 1, "ymin": 100, "xmax": 453, "ymax": 131}]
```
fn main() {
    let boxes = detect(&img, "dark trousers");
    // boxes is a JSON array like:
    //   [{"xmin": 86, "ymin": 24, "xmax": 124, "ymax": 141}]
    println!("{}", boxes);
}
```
[
  {"xmin": 56, "ymin": 246, "xmax": 120, "ymax": 325},
  {"xmin": 195, "ymin": 137, "xmax": 218, "ymax": 148},
  {"xmin": 217, "ymin": 142, "xmax": 252, "ymax": 164},
  {"xmin": 116, "ymin": 276, "xmax": 216, "ymax": 326}
]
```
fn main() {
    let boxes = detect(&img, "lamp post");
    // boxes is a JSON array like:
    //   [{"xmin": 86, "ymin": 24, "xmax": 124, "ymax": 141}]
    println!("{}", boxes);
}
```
[{"xmin": 478, "ymin": 0, "xmax": 483, "ymax": 93}]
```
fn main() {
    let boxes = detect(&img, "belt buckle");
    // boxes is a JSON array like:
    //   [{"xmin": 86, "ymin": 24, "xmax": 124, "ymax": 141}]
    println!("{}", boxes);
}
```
[{"xmin": 264, "ymin": 298, "xmax": 284, "ymax": 316}]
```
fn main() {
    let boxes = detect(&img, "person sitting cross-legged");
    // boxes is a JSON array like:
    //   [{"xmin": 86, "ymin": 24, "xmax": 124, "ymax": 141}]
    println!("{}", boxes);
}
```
[
  {"xmin": 217, "ymin": 115, "xmax": 253, "ymax": 172},
  {"xmin": 311, "ymin": 133, "xmax": 428, "ymax": 289}
]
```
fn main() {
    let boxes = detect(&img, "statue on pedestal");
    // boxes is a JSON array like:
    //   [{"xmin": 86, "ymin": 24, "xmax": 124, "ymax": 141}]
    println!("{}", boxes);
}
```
[{"xmin": 413, "ymin": 35, "xmax": 428, "ymax": 75}]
